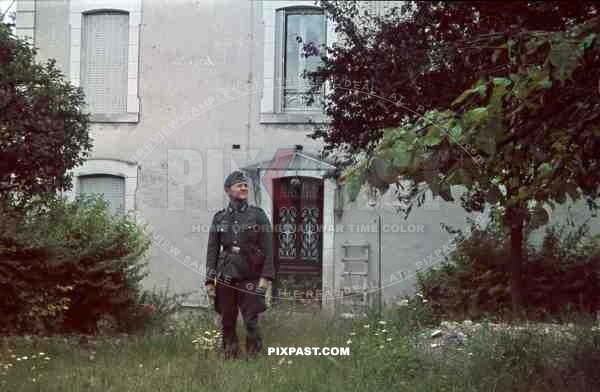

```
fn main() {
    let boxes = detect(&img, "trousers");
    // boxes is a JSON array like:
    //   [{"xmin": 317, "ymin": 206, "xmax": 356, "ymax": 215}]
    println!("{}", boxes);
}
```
[{"xmin": 215, "ymin": 278, "xmax": 267, "ymax": 358}]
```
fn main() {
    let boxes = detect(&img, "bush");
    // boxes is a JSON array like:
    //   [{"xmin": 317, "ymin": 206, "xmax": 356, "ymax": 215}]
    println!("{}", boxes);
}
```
[
  {"xmin": 0, "ymin": 194, "xmax": 151, "ymax": 334},
  {"xmin": 417, "ymin": 216, "xmax": 600, "ymax": 321},
  {"xmin": 120, "ymin": 282, "xmax": 193, "ymax": 334},
  {"xmin": 392, "ymin": 292, "xmax": 439, "ymax": 334},
  {"xmin": 446, "ymin": 323, "xmax": 600, "ymax": 391}
]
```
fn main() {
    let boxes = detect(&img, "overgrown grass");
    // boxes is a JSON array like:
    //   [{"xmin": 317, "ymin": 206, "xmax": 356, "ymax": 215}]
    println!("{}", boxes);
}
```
[{"xmin": 1, "ymin": 306, "xmax": 599, "ymax": 392}]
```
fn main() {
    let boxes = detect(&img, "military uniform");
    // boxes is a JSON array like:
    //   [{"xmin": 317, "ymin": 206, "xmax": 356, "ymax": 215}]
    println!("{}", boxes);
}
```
[{"xmin": 205, "ymin": 173, "xmax": 274, "ymax": 359}]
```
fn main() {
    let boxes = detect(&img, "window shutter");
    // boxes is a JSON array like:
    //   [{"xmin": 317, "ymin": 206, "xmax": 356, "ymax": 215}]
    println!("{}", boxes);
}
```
[
  {"xmin": 81, "ymin": 12, "xmax": 129, "ymax": 114},
  {"xmin": 79, "ymin": 175, "xmax": 126, "ymax": 215}
]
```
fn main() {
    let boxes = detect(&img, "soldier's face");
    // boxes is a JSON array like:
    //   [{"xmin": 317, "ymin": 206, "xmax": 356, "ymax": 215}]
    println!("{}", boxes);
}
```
[{"xmin": 226, "ymin": 182, "xmax": 249, "ymax": 201}]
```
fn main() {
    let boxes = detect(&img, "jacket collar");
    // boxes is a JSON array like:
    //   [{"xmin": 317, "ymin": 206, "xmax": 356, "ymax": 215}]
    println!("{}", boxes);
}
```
[{"xmin": 227, "ymin": 199, "xmax": 248, "ymax": 213}]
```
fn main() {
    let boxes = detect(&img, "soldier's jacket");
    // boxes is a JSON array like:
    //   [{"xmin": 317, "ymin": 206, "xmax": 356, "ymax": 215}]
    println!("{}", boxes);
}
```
[{"xmin": 205, "ymin": 201, "xmax": 274, "ymax": 284}]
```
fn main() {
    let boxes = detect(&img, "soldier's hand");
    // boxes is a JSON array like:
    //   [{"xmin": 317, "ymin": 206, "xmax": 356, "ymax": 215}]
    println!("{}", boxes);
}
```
[
  {"xmin": 206, "ymin": 283, "xmax": 216, "ymax": 305},
  {"xmin": 258, "ymin": 277, "xmax": 269, "ymax": 290}
]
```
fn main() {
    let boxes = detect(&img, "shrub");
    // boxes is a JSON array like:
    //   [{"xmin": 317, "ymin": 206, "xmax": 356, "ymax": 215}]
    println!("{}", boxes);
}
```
[
  {"xmin": 392, "ymin": 292, "xmax": 439, "ymax": 334},
  {"xmin": 417, "ymin": 216, "xmax": 600, "ymax": 321},
  {"xmin": 0, "ymin": 194, "xmax": 151, "ymax": 334},
  {"xmin": 120, "ymin": 282, "xmax": 193, "ymax": 333}
]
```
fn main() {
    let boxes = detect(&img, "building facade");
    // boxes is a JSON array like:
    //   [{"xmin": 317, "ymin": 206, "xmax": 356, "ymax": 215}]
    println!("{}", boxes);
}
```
[{"xmin": 15, "ymin": 0, "xmax": 599, "ymax": 313}]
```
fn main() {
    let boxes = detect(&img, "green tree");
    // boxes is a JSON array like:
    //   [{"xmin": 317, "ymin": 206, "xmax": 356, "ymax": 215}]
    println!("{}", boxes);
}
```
[
  {"xmin": 308, "ymin": 1, "xmax": 598, "ymax": 151},
  {"xmin": 0, "ymin": 22, "xmax": 91, "ymax": 208},
  {"xmin": 344, "ymin": 17, "xmax": 600, "ymax": 314},
  {"xmin": 307, "ymin": 1, "xmax": 600, "ymax": 314}
]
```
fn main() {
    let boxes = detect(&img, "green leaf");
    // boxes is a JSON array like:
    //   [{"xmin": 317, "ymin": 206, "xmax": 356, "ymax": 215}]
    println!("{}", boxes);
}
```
[
  {"xmin": 463, "ymin": 107, "xmax": 489, "ymax": 127},
  {"xmin": 391, "ymin": 141, "xmax": 413, "ymax": 169},
  {"xmin": 452, "ymin": 80, "xmax": 487, "ymax": 106},
  {"xmin": 538, "ymin": 162, "xmax": 552, "ymax": 177},
  {"xmin": 447, "ymin": 123, "xmax": 463, "ymax": 142},
  {"xmin": 422, "ymin": 126, "xmax": 443, "ymax": 146},
  {"xmin": 580, "ymin": 33, "xmax": 597, "ymax": 51},
  {"xmin": 492, "ymin": 77, "xmax": 512, "ymax": 88},
  {"xmin": 345, "ymin": 174, "xmax": 363, "ymax": 202},
  {"xmin": 525, "ymin": 36, "xmax": 547, "ymax": 55}
]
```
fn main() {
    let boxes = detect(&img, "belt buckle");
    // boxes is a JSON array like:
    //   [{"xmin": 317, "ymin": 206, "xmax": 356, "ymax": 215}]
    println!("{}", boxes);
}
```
[{"xmin": 232, "ymin": 246, "xmax": 241, "ymax": 254}]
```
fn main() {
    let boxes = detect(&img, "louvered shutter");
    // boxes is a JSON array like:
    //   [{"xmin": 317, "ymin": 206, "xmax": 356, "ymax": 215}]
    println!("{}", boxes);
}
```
[
  {"xmin": 79, "ymin": 175, "xmax": 126, "ymax": 215},
  {"xmin": 81, "ymin": 12, "xmax": 129, "ymax": 114}
]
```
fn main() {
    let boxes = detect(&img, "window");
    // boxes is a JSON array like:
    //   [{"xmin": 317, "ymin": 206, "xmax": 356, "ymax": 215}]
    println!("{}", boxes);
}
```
[
  {"xmin": 79, "ymin": 174, "xmax": 126, "ymax": 215},
  {"xmin": 275, "ymin": 7, "xmax": 326, "ymax": 112},
  {"xmin": 81, "ymin": 11, "xmax": 129, "ymax": 115}
]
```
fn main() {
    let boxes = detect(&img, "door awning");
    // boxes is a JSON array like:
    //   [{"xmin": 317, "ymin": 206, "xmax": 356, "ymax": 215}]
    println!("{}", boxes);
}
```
[{"xmin": 241, "ymin": 150, "xmax": 338, "ymax": 178}]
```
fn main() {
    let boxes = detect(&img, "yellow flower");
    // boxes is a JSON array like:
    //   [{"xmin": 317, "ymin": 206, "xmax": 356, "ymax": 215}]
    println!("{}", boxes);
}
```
[
  {"xmin": 378, "ymin": 320, "xmax": 387, "ymax": 325},
  {"xmin": 363, "ymin": 324, "xmax": 370, "ymax": 329},
  {"xmin": 346, "ymin": 339, "xmax": 352, "ymax": 344},
  {"xmin": 349, "ymin": 332, "xmax": 356, "ymax": 336}
]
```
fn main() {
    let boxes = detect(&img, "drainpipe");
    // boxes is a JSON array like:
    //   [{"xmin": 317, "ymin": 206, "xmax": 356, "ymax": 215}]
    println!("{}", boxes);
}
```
[
  {"xmin": 246, "ymin": 0, "xmax": 255, "ymax": 150},
  {"xmin": 368, "ymin": 187, "xmax": 383, "ymax": 316},
  {"xmin": 378, "ymin": 213, "xmax": 382, "ymax": 315}
]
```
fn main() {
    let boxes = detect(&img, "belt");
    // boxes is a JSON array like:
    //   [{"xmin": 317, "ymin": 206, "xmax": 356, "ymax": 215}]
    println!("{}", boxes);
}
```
[{"xmin": 222, "ymin": 245, "xmax": 241, "ymax": 254}]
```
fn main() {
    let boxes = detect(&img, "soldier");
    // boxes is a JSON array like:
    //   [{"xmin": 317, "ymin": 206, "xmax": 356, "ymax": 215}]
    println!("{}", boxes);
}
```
[{"xmin": 205, "ymin": 170, "xmax": 274, "ymax": 359}]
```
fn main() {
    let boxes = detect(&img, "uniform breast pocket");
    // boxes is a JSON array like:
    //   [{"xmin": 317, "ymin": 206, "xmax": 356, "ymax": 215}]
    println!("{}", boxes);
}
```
[{"xmin": 242, "ymin": 224, "xmax": 259, "ymax": 242}]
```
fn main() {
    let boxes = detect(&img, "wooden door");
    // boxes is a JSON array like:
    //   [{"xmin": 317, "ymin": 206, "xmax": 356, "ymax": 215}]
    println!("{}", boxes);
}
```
[{"xmin": 272, "ymin": 177, "xmax": 323, "ymax": 306}]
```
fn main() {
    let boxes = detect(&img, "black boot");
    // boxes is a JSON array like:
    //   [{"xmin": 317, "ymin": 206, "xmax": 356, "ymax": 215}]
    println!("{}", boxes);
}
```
[
  {"xmin": 222, "ymin": 324, "xmax": 241, "ymax": 360},
  {"xmin": 246, "ymin": 334, "xmax": 263, "ymax": 359},
  {"xmin": 223, "ymin": 336, "xmax": 241, "ymax": 360}
]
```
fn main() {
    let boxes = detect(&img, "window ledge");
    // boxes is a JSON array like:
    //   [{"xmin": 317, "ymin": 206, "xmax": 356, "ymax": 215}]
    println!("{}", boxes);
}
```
[
  {"xmin": 259, "ymin": 112, "xmax": 329, "ymax": 124},
  {"xmin": 90, "ymin": 113, "xmax": 139, "ymax": 123}
]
